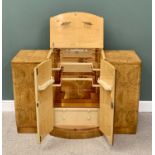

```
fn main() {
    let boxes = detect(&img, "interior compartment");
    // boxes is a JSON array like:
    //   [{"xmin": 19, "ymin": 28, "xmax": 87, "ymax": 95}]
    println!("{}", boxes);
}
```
[{"xmin": 50, "ymin": 48, "xmax": 101, "ymax": 108}]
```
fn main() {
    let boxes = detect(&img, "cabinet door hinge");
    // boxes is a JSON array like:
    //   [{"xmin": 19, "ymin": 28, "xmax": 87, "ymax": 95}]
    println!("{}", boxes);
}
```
[
  {"xmin": 36, "ymin": 102, "xmax": 39, "ymax": 107},
  {"xmin": 36, "ymin": 69, "xmax": 38, "ymax": 76},
  {"xmin": 111, "ymin": 102, "xmax": 114, "ymax": 109}
]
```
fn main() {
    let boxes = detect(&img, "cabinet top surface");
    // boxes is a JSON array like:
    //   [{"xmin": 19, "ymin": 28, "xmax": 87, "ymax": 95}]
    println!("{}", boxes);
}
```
[
  {"xmin": 105, "ymin": 50, "xmax": 141, "ymax": 64},
  {"xmin": 12, "ymin": 50, "xmax": 49, "ymax": 63}
]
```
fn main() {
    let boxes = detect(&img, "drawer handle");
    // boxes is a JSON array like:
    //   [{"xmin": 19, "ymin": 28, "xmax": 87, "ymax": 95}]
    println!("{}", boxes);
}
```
[
  {"xmin": 87, "ymin": 109, "xmax": 90, "ymax": 113},
  {"xmin": 87, "ymin": 116, "xmax": 91, "ymax": 120},
  {"xmin": 83, "ymin": 21, "xmax": 93, "ymax": 26},
  {"xmin": 61, "ymin": 21, "xmax": 71, "ymax": 26}
]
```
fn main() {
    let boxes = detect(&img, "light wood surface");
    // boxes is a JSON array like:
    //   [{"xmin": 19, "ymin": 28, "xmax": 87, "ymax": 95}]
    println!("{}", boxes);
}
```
[
  {"xmin": 38, "ymin": 77, "xmax": 54, "ymax": 91},
  {"xmin": 60, "ymin": 48, "xmax": 100, "ymax": 68},
  {"xmin": 101, "ymin": 50, "xmax": 106, "ymax": 59},
  {"xmin": 54, "ymin": 108, "xmax": 99, "ymax": 127},
  {"xmin": 97, "ymin": 79, "xmax": 112, "ymax": 91},
  {"xmin": 105, "ymin": 50, "xmax": 141, "ymax": 64},
  {"xmin": 55, "ymin": 125, "xmax": 98, "ymax": 129},
  {"xmin": 34, "ymin": 60, "xmax": 54, "ymax": 142},
  {"xmin": 99, "ymin": 54, "xmax": 115, "ymax": 145},
  {"xmin": 105, "ymin": 50, "xmax": 141, "ymax": 134},
  {"xmin": 50, "ymin": 12, "xmax": 103, "ymax": 48},
  {"xmin": 61, "ymin": 62, "xmax": 93, "ymax": 72},
  {"xmin": 11, "ymin": 12, "xmax": 142, "ymax": 145},
  {"xmin": 54, "ymin": 101, "xmax": 99, "ymax": 108},
  {"xmin": 12, "ymin": 50, "xmax": 49, "ymax": 63},
  {"xmin": 60, "ymin": 49, "xmax": 95, "ymax": 58}
]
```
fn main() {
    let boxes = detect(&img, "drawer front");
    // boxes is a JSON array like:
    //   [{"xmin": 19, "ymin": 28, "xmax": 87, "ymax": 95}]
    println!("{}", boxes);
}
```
[{"xmin": 54, "ymin": 108, "xmax": 99, "ymax": 127}]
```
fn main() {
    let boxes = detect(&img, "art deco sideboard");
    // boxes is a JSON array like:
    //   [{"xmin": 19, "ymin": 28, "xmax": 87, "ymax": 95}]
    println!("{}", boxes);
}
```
[{"xmin": 11, "ymin": 12, "xmax": 141, "ymax": 145}]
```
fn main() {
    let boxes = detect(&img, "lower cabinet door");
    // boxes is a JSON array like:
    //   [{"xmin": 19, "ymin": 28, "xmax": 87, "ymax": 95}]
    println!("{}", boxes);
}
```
[
  {"xmin": 34, "ymin": 59, "xmax": 54, "ymax": 143},
  {"xmin": 99, "ymin": 55, "xmax": 115, "ymax": 145}
]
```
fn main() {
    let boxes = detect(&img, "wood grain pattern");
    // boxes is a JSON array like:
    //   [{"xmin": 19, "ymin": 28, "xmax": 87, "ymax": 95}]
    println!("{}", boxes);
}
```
[
  {"xmin": 12, "ymin": 50, "xmax": 49, "ymax": 63},
  {"xmin": 54, "ymin": 100, "xmax": 99, "ymax": 108},
  {"xmin": 52, "ymin": 48, "xmax": 100, "ymax": 109},
  {"xmin": 60, "ymin": 49, "xmax": 95, "ymax": 58},
  {"xmin": 50, "ymin": 127, "xmax": 102, "ymax": 139},
  {"xmin": 53, "ymin": 78, "xmax": 99, "ymax": 108},
  {"xmin": 105, "ymin": 50, "xmax": 141, "ymax": 134},
  {"xmin": 11, "ymin": 12, "xmax": 142, "ymax": 145},
  {"xmin": 61, "ymin": 62, "xmax": 93, "ymax": 72},
  {"xmin": 17, "ymin": 127, "xmax": 37, "ymax": 133},
  {"xmin": 34, "ymin": 60, "xmax": 54, "ymax": 142},
  {"xmin": 105, "ymin": 50, "xmax": 141, "ymax": 64},
  {"xmin": 11, "ymin": 50, "xmax": 49, "ymax": 133},
  {"xmin": 50, "ymin": 12, "xmax": 103, "ymax": 48},
  {"xmin": 59, "ymin": 49, "xmax": 101, "ymax": 69},
  {"xmin": 99, "ymin": 54, "xmax": 115, "ymax": 145},
  {"xmin": 12, "ymin": 63, "xmax": 37, "ymax": 130}
]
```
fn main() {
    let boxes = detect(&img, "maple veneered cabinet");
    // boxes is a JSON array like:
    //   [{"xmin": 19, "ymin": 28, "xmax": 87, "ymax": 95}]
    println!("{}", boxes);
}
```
[
  {"xmin": 12, "ymin": 49, "xmax": 115, "ymax": 144},
  {"xmin": 11, "ymin": 12, "xmax": 141, "ymax": 145}
]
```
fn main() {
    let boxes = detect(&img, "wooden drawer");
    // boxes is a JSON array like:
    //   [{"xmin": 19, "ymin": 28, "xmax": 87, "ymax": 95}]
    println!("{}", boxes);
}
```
[{"xmin": 54, "ymin": 108, "xmax": 99, "ymax": 128}]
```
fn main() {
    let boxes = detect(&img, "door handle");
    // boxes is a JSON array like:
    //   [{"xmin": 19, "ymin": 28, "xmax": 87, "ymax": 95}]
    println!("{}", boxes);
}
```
[{"xmin": 38, "ymin": 77, "xmax": 54, "ymax": 91}]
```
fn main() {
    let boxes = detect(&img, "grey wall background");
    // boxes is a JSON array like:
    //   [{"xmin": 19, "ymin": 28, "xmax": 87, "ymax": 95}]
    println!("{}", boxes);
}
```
[{"xmin": 2, "ymin": 0, "xmax": 152, "ymax": 100}]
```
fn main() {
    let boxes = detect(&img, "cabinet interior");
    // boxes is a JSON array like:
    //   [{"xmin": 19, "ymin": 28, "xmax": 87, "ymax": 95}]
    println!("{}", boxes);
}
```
[{"xmin": 50, "ymin": 48, "xmax": 101, "ymax": 108}]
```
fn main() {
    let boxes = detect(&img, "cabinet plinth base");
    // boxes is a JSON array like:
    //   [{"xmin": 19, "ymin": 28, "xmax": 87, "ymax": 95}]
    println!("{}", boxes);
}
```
[
  {"xmin": 50, "ymin": 127, "xmax": 102, "ymax": 139},
  {"xmin": 17, "ymin": 127, "xmax": 37, "ymax": 133}
]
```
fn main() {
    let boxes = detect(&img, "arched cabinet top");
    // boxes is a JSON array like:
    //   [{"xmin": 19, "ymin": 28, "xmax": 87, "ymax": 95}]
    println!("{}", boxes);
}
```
[{"xmin": 50, "ymin": 12, "xmax": 104, "ymax": 48}]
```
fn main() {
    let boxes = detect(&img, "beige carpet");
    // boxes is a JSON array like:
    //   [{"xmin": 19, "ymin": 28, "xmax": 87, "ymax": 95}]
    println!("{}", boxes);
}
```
[{"xmin": 3, "ymin": 112, "xmax": 152, "ymax": 155}]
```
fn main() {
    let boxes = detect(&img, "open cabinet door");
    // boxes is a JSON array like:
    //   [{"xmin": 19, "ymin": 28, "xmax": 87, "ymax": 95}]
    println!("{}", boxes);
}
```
[
  {"xmin": 34, "ymin": 59, "xmax": 54, "ymax": 143},
  {"xmin": 98, "ymin": 53, "xmax": 115, "ymax": 145}
]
